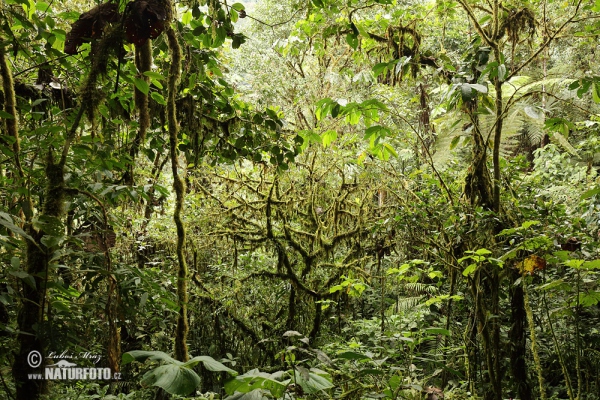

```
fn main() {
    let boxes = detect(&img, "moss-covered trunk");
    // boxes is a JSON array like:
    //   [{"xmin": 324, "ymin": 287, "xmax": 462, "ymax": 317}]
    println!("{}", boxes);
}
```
[
  {"xmin": 165, "ymin": 24, "xmax": 189, "ymax": 362},
  {"xmin": 13, "ymin": 155, "xmax": 65, "ymax": 400},
  {"xmin": 509, "ymin": 269, "xmax": 532, "ymax": 400}
]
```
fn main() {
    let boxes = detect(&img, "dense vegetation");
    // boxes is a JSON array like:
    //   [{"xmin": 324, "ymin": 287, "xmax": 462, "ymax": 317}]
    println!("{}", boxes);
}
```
[{"xmin": 1, "ymin": 0, "xmax": 600, "ymax": 399}]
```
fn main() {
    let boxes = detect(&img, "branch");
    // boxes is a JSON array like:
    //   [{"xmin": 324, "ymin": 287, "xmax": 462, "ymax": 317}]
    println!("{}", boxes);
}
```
[
  {"xmin": 507, "ymin": 0, "xmax": 584, "ymax": 80},
  {"xmin": 455, "ymin": 0, "xmax": 494, "ymax": 47},
  {"xmin": 225, "ymin": 4, "xmax": 306, "ymax": 28},
  {"xmin": 60, "ymin": 106, "xmax": 85, "ymax": 166}
]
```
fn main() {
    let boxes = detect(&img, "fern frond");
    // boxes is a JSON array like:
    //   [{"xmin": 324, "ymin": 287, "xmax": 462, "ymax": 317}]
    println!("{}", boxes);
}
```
[
  {"xmin": 393, "ymin": 295, "xmax": 424, "ymax": 313},
  {"xmin": 404, "ymin": 282, "xmax": 429, "ymax": 294},
  {"xmin": 550, "ymin": 131, "xmax": 579, "ymax": 156}
]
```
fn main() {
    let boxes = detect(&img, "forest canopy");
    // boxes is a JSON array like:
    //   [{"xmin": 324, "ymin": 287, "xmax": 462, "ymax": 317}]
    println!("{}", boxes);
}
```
[{"xmin": 1, "ymin": 0, "xmax": 600, "ymax": 399}]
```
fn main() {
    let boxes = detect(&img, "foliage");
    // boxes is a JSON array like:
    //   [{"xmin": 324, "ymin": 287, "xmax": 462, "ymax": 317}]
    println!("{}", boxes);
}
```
[{"xmin": 1, "ymin": 0, "xmax": 600, "ymax": 399}]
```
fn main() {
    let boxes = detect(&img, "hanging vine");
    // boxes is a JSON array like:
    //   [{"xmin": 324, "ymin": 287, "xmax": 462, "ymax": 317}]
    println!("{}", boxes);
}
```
[{"xmin": 165, "ymin": 20, "xmax": 188, "ymax": 362}]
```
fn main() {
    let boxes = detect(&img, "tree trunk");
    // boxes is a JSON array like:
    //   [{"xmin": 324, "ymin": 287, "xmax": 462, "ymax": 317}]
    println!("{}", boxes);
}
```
[
  {"xmin": 166, "ymin": 25, "xmax": 189, "ymax": 362},
  {"xmin": 509, "ymin": 269, "xmax": 532, "ymax": 400},
  {"xmin": 13, "ymin": 156, "xmax": 65, "ymax": 400}
]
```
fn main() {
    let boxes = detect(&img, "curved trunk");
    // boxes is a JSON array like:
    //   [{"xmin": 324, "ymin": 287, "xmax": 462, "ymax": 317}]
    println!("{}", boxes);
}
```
[{"xmin": 165, "ymin": 25, "xmax": 189, "ymax": 362}]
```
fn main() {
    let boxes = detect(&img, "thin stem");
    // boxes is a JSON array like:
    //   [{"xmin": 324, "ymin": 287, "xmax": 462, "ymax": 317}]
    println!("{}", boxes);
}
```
[{"xmin": 523, "ymin": 277, "xmax": 547, "ymax": 400}]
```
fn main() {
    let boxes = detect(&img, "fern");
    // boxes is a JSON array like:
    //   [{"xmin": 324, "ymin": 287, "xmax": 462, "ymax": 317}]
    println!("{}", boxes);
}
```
[
  {"xmin": 432, "ymin": 75, "xmax": 580, "ymax": 167},
  {"xmin": 404, "ymin": 282, "xmax": 436, "ymax": 295},
  {"xmin": 388, "ymin": 295, "xmax": 423, "ymax": 315}
]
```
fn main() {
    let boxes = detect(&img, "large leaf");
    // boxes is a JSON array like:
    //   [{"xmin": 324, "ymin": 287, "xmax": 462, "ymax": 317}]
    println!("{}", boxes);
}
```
[
  {"xmin": 123, "ymin": 351, "xmax": 236, "ymax": 396},
  {"xmin": 140, "ymin": 364, "xmax": 200, "ymax": 396},
  {"xmin": 581, "ymin": 187, "xmax": 600, "ymax": 200},
  {"xmin": 336, "ymin": 351, "xmax": 371, "ymax": 360},
  {"xmin": 582, "ymin": 259, "xmax": 600, "ymax": 270},
  {"xmin": 294, "ymin": 368, "xmax": 334, "ymax": 394},
  {"xmin": 0, "ymin": 212, "xmax": 37, "ymax": 244},
  {"xmin": 225, "ymin": 389, "xmax": 270, "ymax": 400},
  {"xmin": 122, "ymin": 350, "xmax": 180, "ymax": 366},
  {"xmin": 425, "ymin": 328, "xmax": 451, "ymax": 336},
  {"xmin": 134, "ymin": 78, "xmax": 150, "ymax": 95},
  {"xmin": 579, "ymin": 291, "xmax": 600, "ymax": 307},
  {"xmin": 184, "ymin": 355, "xmax": 237, "ymax": 375},
  {"xmin": 224, "ymin": 369, "xmax": 287, "ymax": 398}
]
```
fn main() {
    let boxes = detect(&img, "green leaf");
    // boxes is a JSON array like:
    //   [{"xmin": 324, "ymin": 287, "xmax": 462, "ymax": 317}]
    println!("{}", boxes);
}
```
[
  {"xmin": 224, "ymin": 369, "xmax": 287, "ymax": 398},
  {"xmin": 582, "ymin": 259, "xmax": 600, "ymax": 270},
  {"xmin": 497, "ymin": 64, "xmax": 507, "ymax": 81},
  {"xmin": 389, "ymin": 375, "xmax": 401, "ymax": 390},
  {"xmin": 460, "ymin": 83, "xmax": 475, "ymax": 101},
  {"xmin": 52, "ymin": 299, "xmax": 70, "ymax": 313},
  {"xmin": 579, "ymin": 291, "xmax": 600, "ymax": 307},
  {"xmin": 58, "ymin": 11, "xmax": 80, "ymax": 21},
  {"xmin": 182, "ymin": 10, "xmax": 192, "ymax": 25},
  {"xmin": 151, "ymin": 92, "xmax": 167, "ymax": 105},
  {"xmin": 331, "ymin": 103, "xmax": 341, "ymax": 118},
  {"xmin": 577, "ymin": 80, "xmax": 591, "ymax": 98},
  {"xmin": 143, "ymin": 71, "xmax": 165, "ymax": 80},
  {"xmin": 581, "ymin": 187, "xmax": 600, "ymax": 200},
  {"xmin": 564, "ymin": 259, "xmax": 584, "ymax": 269},
  {"xmin": 329, "ymin": 285, "xmax": 343, "ymax": 293},
  {"xmin": 231, "ymin": 2, "xmax": 245, "ymax": 11},
  {"xmin": 141, "ymin": 364, "xmax": 200, "ymax": 396},
  {"xmin": 336, "ymin": 351, "xmax": 371, "ymax": 360},
  {"xmin": 537, "ymin": 279, "xmax": 571, "ymax": 291},
  {"xmin": 0, "ymin": 212, "xmax": 36, "ymax": 243},
  {"xmin": 213, "ymin": 26, "xmax": 227, "ymax": 47},
  {"xmin": 470, "ymin": 83, "xmax": 488, "ymax": 93},
  {"xmin": 0, "ymin": 110, "xmax": 15, "ymax": 119},
  {"xmin": 322, "ymin": 130, "xmax": 337, "ymax": 148},
  {"xmin": 425, "ymin": 328, "xmax": 451, "ymax": 336},
  {"xmin": 9, "ymin": 269, "xmax": 29, "ymax": 279},
  {"xmin": 122, "ymin": 350, "xmax": 180, "ymax": 366},
  {"xmin": 474, "ymin": 248, "xmax": 492, "ymax": 256},
  {"xmin": 232, "ymin": 35, "xmax": 241, "ymax": 49},
  {"xmin": 294, "ymin": 369, "xmax": 334, "ymax": 394},
  {"xmin": 315, "ymin": 98, "xmax": 334, "ymax": 120},
  {"xmin": 569, "ymin": 80, "xmax": 581, "ymax": 90},
  {"xmin": 134, "ymin": 78, "xmax": 150, "ymax": 95},
  {"xmin": 301, "ymin": 130, "xmax": 321, "ymax": 144},
  {"xmin": 184, "ymin": 356, "xmax": 237, "ymax": 375},
  {"xmin": 372, "ymin": 63, "xmax": 388, "ymax": 78},
  {"xmin": 345, "ymin": 33, "xmax": 358, "ymax": 50},
  {"xmin": 383, "ymin": 143, "xmax": 397, "ymax": 158},
  {"xmin": 462, "ymin": 263, "xmax": 478, "ymax": 276},
  {"xmin": 40, "ymin": 235, "xmax": 62, "ymax": 248},
  {"xmin": 449, "ymin": 135, "xmax": 461, "ymax": 150},
  {"xmin": 364, "ymin": 125, "xmax": 385, "ymax": 139},
  {"xmin": 225, "ymin": 390, "xmax": 270, "ymax": 400},
  {"xmin": 521, "ymin": 220, "xmax": 540, "ymax": 229}
]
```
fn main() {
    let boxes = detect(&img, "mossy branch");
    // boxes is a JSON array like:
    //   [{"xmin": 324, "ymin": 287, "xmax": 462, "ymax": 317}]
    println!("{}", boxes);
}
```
[
  {"xmin": 507, "ymin": 0, "xmax": 584, "ymax": 80},
  {"xmin": 0, "ymin": 43, "xmax": 24, "ymax": 178},
  {"xmin": 126, "ymin": 40, "xmax": 152, "ymax": 184},
  {"xmin": 166, "ymin": 23, "xmax": 189, "ymax": 363},
  {"xmin": 455, "ymin": 0, "xmax": 494, "ymax": 47}
]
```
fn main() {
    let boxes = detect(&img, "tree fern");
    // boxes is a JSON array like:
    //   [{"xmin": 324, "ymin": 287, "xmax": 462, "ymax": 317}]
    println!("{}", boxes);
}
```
[{"xmin": 432, "ymin": 75, "xmax": 579, "ymax": 167}]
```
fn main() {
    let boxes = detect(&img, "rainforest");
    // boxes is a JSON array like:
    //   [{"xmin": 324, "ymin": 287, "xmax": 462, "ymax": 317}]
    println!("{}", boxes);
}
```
[{"xmin": 1, "ymin": 0, "xmax": 600, "ymax": 399}]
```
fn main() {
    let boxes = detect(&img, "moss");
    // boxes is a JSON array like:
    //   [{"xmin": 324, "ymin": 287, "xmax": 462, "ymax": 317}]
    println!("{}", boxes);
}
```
[
  {"xmin": 81, "ymin": 26, "xmax": 124, "ymax": 122},
  {"xmin": 0, "ymin": 44, "xmax": 24, "ymax": 177},
  {"xmin": 125, "ymin": 40, "xmax": 153, "ymax": 185},
  {"xmin": 165, "ymin": 24, "xmax": 189, "ymax": 362}
]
